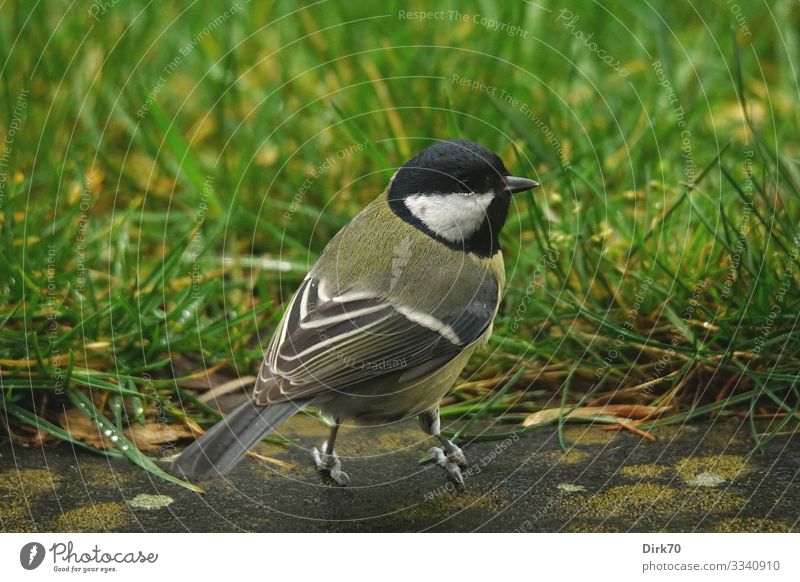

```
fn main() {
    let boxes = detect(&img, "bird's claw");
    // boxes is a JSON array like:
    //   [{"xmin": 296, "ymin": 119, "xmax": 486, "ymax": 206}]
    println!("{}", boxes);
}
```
[
  {"xmin": 429, "ymin": 446, "xmax": 466, "ymax": 488},
  {"xmin": 313, "ymin": 443, "xmax": 350, "ymax": 485}
]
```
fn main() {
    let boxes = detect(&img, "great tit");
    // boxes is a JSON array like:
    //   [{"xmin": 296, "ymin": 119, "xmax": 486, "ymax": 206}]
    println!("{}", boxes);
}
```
[{"xmin": 173, "ymin": 139, "xmax": 539, "ymax": 486}]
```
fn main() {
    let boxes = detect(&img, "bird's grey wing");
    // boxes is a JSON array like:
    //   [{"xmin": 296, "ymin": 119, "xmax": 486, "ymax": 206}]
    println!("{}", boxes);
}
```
[{"xmin": 253, "ymin": 274, "xmax": 497, "ymax": 405}]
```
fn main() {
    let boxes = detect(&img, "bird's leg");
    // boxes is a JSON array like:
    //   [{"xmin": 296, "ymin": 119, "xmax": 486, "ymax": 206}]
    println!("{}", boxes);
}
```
[
  {"xmin": 419, "ymin": 407, "xmax": 467, "ymax": 487},
  {"xmin": 312, "ymin": 419, "xmax": 350, "ymax": 485}
]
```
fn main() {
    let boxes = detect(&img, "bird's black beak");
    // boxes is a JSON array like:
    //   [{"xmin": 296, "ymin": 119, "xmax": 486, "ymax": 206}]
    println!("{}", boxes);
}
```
[{"xmin": 503, "ymin": 175, "xmax": 540, "ymax": 194}]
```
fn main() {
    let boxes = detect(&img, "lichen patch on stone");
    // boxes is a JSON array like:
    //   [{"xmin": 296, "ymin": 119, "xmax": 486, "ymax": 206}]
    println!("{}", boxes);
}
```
[
  {"xmin": 557, "ymin": 483, "xmax": 586, "ymax": 493},
  {"xmin": 687, "ymin": 472, "xmax": 727, "ymax": 488},
  {"xmin": 675, "ymin": 455, "xmax": 746, "ymax": 485},
  {"xmin": 130, "ymin": 494, "xmax": 174, "ymax": 510}
]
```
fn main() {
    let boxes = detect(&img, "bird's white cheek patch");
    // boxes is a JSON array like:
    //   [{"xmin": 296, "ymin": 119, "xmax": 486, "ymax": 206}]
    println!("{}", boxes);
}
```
[{"xmin": 404, "ymin": 193, "xmax": 494, "ymax": 242}]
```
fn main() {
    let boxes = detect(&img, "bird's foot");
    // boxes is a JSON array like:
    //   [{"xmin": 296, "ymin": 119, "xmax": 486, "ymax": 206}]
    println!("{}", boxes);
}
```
[
  {"xmin": 313, "ymin": 441, "xmax": 350, "ymax": 485},
  {"xmin": 429, "ymin": 445, "xmax": 467, "ymax": 488}
]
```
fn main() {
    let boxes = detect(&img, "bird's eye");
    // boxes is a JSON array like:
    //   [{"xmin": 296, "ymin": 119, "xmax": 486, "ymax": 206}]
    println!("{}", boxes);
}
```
[{"xmin": 458, "ymin": 179, "xmax": 477, "ymax": 195}]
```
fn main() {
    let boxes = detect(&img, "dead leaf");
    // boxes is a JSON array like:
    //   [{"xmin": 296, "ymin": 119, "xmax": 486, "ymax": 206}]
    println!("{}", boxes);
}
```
[
  {"xmin": 125, "ymin": 422, "xmax": 194, "ymax": 452},
  {"xmin": 522, "ymin": 405, "xmax": 670, "ymax": 428},
  {"xmin": 59, "ymin": 408, "xmax": 290, "ymax": 467},
  {"xmin": 246, "ymin": 450, "xmax": 294, "ymax": 469},
  {"xmin": 603, "ymin": 419, "xmax": 658, "ymax": 441},
  {"xmin": 59, "ymin": 409, "xmax": 194, "ymax": 452},
  {"xmin": 60, "ymin": 409, "xmax": 108, "ymax": 448}
]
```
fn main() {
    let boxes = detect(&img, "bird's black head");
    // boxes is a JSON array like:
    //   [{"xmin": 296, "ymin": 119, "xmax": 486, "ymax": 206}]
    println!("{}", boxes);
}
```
[{"xmin": 388, "ymin": 139, "xmax": 538, "ymax": 257}]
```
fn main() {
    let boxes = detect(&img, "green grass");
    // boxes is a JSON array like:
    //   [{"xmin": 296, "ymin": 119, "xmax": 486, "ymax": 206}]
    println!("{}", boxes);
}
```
[{"xmin": 1, "ymin": 1, "xmax": 798, "ymax": 488}]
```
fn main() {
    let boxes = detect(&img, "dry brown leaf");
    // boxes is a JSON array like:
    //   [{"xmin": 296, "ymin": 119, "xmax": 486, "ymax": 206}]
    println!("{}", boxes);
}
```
[
  {"xmin": 522, "ymin": 405, "xmax": 669, "ymax": 428},
  {"xmin": 125, "ymin": 422, "xmax": 194, "ymax": 452},
  {"xmin": 596, "ymin": 404, "xmax": 671, "ymax": 419},
  {"xmin": 60, "ymin": 409, "xmax": 108, "ymax": 448},
  {"xmin": 59, "ymin": 409, "xmax": 194, "ymax": 452},
  {"xmin": 246, "ymin": 450, "xmax": 294, "ymax": 469}
]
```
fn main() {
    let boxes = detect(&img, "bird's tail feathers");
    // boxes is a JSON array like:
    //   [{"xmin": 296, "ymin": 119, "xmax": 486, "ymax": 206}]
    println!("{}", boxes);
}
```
[{"xmin": 171, "ymin": 399, "xmax": 300, "ymax": 480}]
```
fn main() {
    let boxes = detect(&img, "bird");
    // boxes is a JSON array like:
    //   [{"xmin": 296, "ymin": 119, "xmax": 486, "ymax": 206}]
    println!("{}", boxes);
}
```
[{"xmin": 172, "ymin": 139, "xmax": 539, "ymax": 486}]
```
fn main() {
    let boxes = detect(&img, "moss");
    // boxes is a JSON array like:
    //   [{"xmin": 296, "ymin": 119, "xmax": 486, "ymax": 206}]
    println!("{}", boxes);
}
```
[
  {"xmin": 401, "ymin": 490, "xmax": 503, "ymax": 521},
  {"xmin": 276, "ymin": 414, "xmax": 422, "ymax": 454},
  {"xmin": 278, "ymin": 414, "xmax": 327, "ymax": 438},
  {"xmin": 0, "ymin": 468, "xmax": 60, "ymax": 498},
  {"xmin": 712, "ymin": 517, "xmax": 794, "ymax": 533},
  {"xmin": 619, "ymin": 464, "xmax": 671, "ymax": 479},
  {"xmin": 562, "ymin": 426, "xmax": 615, "ymax": 445},
  {"xmin": 0, "ymin": 468, "xmax": 61, "ymax": 532},
  {"xmin": 338, "ymin": 428, "xmax": 423, "ymax": 456},
  {"xmin": 648, "ymin": 425, "xmax": 691, "ymax": 440},
  {"xmin": 80, "ymin": 464, "xmax": 130, "ymax": 488},
  {"xmin": 0, "ymin": 500, "xmax": 37, "ymax": 532},
  {"xmin": 566, "ymin": 522, "xmax": 623, "ymax": 532},
  {"xmin": 53, "ymin": 502, "xmax": 128, "ymax": 532},
  {"xmin": 648, "ymin": 422, "xmax": 747, "ymax": 448},
  {"xmin": 546, "ymin": 449, "xmax": 588, "ymax": 465},
  {"xmin": 558, "ymin": 483, "xmax": 746, "ymax": 519},
  {"xmin": 702, "ymin": 421, "xmax": 748, "ymax": 448},
  {"xmin": 675, "ymin": 455, "xmax": 747, "ymax": 486}
]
